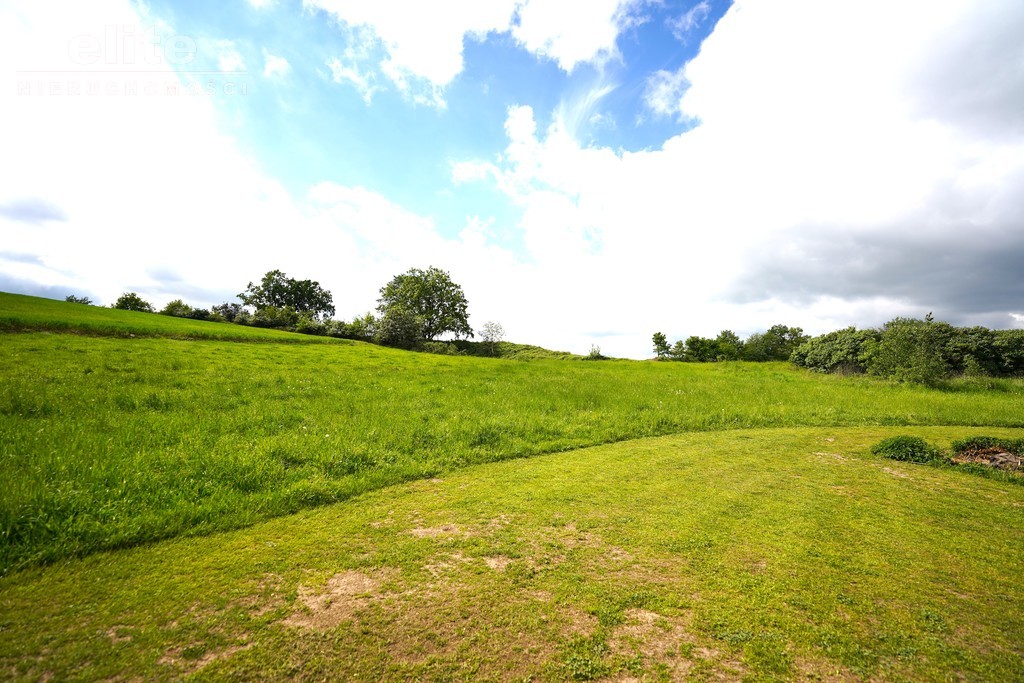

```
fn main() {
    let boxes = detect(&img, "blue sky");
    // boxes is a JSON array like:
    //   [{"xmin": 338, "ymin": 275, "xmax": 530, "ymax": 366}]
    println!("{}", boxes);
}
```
[
  {"xmin": 2, "ymin": 0, "xmax": 1023, "ymax": 357},
  {"xmin": 142, "ymin": 0, "xmax": 725, "ymax": 241}
]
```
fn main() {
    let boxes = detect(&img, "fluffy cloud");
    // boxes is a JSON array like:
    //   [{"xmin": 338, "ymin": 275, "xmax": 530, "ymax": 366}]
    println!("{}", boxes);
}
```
[
  {"xmin": 262, "ymin": 49, "xmax": 290, "ymax": 78},
  {"xmin": 454, "ymin": 0, "xmax": 1024, "ymax": 354},
  {"xmin": 306, "ymin": 0, "xmax": 645, "ymax": 104}
]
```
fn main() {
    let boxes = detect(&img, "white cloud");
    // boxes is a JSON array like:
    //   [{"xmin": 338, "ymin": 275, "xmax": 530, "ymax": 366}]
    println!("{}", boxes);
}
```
[
  {"xmin": 306, "ymin": 0, "xmax": 645, "ymax": 105},
  {"xmin": 452, "ymin": 0, "xmax": 1024, "ymax": 356},
  {"xmin": 262, "ymin": 49, "xmax": 290, "ymax": 78},
  {"xmin": 643, "ymin": 68, "xmax": 689, "ymax": 117},
  {"xmin": 215, "ymin": 40, "xmax": 245, "ymax": 72},
  {"xmin": 667, "ymin": 1, "xmax": 710, "ymax": 42},
  {"xmin": 511, "ymin": 0, "xmax": 642, "ymax": 73}
]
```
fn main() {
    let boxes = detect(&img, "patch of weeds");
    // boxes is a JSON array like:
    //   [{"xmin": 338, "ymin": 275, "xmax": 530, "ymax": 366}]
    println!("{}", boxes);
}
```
[
  {"xmin": 719, "ymin": 629, "xmax": 754, "ymax": 645},
  {"xmin": 918, "ymin": 609, "xmax": 948, "ymax": 633},
  {"xmin": 745, "ymin": 635, "xmax": 792, "ymax": 676},
  {"xmin": 561, "ymin": 635, "xmax": 611, "ymax": 681},
  {"xmin": 871, "ymin": 435, "xmax": 942, "ymax": 463}
]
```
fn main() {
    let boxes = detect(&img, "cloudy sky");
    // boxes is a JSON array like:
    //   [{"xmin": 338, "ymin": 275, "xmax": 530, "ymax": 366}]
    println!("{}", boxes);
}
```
[{"xmin": 2, "ymin": 0, "xmax": 1023, "ymax": 358}]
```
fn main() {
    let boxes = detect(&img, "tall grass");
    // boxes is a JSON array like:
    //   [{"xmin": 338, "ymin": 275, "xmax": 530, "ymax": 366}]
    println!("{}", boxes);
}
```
[{"xmin": 2, "ymin": 328, "xmax": 1023, "ymax": 574}]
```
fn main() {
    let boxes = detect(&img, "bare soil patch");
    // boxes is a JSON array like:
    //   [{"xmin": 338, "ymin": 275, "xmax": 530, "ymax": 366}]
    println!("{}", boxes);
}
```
[
  {"xmin": 283, "ymin": 570, "xmax": 391, "ymax": 630},
  {"xmin": 409, "ymin": 524, "xmax": 460, "ymax": 538},
  {"xmin": 952, "ymin": 447, "xmax": 1023, "ymax": 472}
]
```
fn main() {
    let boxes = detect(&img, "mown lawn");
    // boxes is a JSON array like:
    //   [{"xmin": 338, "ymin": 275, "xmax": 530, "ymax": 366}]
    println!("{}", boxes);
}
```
[
  {"xmin": 1, "ymin": 427, "xmax": 1021, "ymax": 681},
  {"xmin": 2, "ymin": 324, "xmax": 1024, "ymax": 574}
]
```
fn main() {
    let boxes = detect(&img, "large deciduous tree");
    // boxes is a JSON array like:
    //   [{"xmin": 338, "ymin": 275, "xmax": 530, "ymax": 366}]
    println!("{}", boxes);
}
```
[
  {"xmin": 377, "ymin": 266, "xmax": 473, "ymax": 340},
  {"xmin": 239, "ymin": 269, "xmax": 335, "ymax": 321}
]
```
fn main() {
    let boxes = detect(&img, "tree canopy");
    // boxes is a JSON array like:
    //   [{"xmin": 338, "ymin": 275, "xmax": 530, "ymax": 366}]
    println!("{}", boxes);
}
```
[
  {"xmin": 238, "ymin": 269, "xmax": 335, "ymax": 321},
  {"xmin": 377, "ymin": 267, "xmax": 473, "ymax": 340},
  {"xmin": 112, "ymin": 292, "xmax": 153, "ymax": 313}
]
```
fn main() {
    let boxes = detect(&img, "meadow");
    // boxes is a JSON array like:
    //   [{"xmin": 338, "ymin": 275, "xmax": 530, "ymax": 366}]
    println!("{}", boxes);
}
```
[
  {"xmin": 1, "ymin": 294, "xmax": 1023, "ymax": 680},
  {"xmin": 1, "ymin": 427, "xmax": 1022, "ymax": 681}
]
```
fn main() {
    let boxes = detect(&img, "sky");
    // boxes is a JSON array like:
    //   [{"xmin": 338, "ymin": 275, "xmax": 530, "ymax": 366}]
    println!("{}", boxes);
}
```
[{"xmin": 2, "ymin": 0, "xmax": 1023, "ymax": 358}]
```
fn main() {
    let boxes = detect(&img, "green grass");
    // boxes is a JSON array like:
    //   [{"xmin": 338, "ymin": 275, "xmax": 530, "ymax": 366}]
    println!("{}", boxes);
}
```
[
  {"xmin": 0, "ymin": 292, "xmax": 345, "ymax": 343},
  {"xmin": 3, "ymin": 324, "xmax": 1024, "ymax": 575},
  {"xmin": 1, "ymin": 427, "xmax": 1021, "ymax": 681}
]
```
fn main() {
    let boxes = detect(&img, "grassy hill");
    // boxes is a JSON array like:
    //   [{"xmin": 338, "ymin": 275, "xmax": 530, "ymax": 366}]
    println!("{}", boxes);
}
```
[
  {"xmin": 1, "ymin": 292, "xmax": 1023, "ymax": 679},
  {"xmin": 0, "ymin": 292, "xmax": 346, "ymax": 342}
]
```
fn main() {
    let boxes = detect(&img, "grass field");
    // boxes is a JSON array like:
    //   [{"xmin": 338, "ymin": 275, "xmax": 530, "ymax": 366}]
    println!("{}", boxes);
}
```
[
  {"xmin": 1, "ymin": 293, "xmax": 1023, "ymax": 680},
  {"xmin": 1, "ymin": 427, "xmax": 1022, "ymax": 681},
  {"xmin": 0, "ymin": 292, "xmax": 345, "ymax": 343}
]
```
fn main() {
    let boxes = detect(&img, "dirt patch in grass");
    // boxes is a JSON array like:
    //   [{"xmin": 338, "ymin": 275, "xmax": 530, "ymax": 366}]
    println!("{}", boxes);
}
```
[
  {"xmin": 283, "ymin": 570, "xmax": 393, "ymax": 630},
  {"xmin": 409, "ymin": 524, "xmax": 460, "ymax": 538},
  {"xmin": 609, "ymin": 608, "xmax": 693, "ymax": 661},
  {"xmin": 882, "ymin": 466, "xmax": 910, "ymax": 478},
  {"xmin": 815, "ymin": 451, "xmax": 847, "ymax": 461},
  {"xmin": 951, "ymin": 447, "xmax": 1023, "ymax": 472},
  {"xmin": 484, "ymin": 555, "xmax": 513, "ymax": 571},
  {"xmin": 159, "ymin": 641, "xmax": 253, "ymax": 675}
]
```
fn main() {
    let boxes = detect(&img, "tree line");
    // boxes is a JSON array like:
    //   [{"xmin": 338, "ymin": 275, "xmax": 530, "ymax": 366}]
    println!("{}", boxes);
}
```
[
  {"xmin": 654, "ymin": 314, "xmax": 1024, "ymax": 384},
  {"xmin": 73, "ymin": 266, "xmax": 506, "ymax": 354},
  {"xmin": 652, "ymin": 325, "xmax": 807, "ymax": 362}
]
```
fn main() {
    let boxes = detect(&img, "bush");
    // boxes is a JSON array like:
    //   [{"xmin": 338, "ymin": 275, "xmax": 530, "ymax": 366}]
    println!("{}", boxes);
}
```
[
  {"xmin": 112, "ymin": 292, "xmax": 154, "ymax": 313},
  {"xmin": 421, "ymin": 341, "xmax": 464, "ymax": 356},
  {"xmin": 375, "ymin": 307, "xmax": 423, "ymax": 350},
  {"xmin": 871, "ymin": 436, "xmax": 943, "ymax": 463},
  {"xmin": 866, "ymin": 318, "xmax": 949, "ymax": 384},
  {"xmin": 250, "ymin": 306, "xmax": 299, "ymax": 329},
  {"xmin": 160, "ymin": 299, "xmax": 193, "ymax": 318},
  {"xmin": 791, "ymin": 327, "xmax": 879, "ymax": 374}
]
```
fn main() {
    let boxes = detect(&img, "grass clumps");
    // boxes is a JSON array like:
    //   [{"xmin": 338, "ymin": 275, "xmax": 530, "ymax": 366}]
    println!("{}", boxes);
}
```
[
  {"xmin": 951, "ymin": 435, "xmax": 1024, "ymax": 456},
  {"xmin": 870, "ymin": 435, "xmax": 943, "ymax": 463}
]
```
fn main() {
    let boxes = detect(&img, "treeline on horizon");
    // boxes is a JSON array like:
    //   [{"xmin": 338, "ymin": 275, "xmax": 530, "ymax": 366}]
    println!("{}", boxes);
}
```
[
  {"xmin": 654, "ymin": 314, "xmax": 1024, "ymax": 384},
  {"xmin": 60, "ymin": 267, "xmax": 1024, "ymax": 381},
  {"xmin": 64, "ymin": 267, "xmax": 514, "ymax": 358}
]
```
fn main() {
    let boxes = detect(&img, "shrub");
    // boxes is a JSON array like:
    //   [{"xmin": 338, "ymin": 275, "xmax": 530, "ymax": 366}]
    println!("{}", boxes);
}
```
[
  {"xmin": 160, "ymin": 299, "xmax": 193, "ymax": 318},
  {"xmin": 421, "ymin": 341, "xmax": 464, "ymax": 356},
  {"xmin": 250, "ymin": 306, "xmax": 299, "ymax": 329},
  {"xmin": 871, "ymin": 436, "xmax": 943, "ymax": 463},
  {"xmin": 375, "ymin": 307, "xmax": 423, "ymax": 350},
  {"xmin": 791, "ymin": 327, "xmax": 879, "ymax": 374},
  {"xmin": 866, "ymin": 317, "xmax": 949, "ymax": 384},
  {"xmin": 112, "ymin": 292, "xmax": 154, "ymax": 313}
]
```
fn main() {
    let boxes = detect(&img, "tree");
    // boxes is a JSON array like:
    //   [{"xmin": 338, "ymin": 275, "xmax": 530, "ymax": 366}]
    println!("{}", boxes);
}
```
[
  {"xmin": 112, "ymin": 292, "xmax": 153, "ymax": 312},
  {"xmin": 212, "ymin": 302, "xmax": 244, "ymax": 322},
  {"xmin": 652, "ymin": 332, "xmax": 670, "ymax": 359},
  {"xmin": 65, "ymin": 295, "xmax": 92, "ymax": 305},
  {"xmin": 160, "ymin": 299, "xmax": 193, "ymax": 317},
  {"xmin": 239, "ymin": 269, "xmax": 335, "ymax": 321},
  {"xmin": 866, "ymin": 317, "xmax": 948, "ymax": 384},
  {"xmin": 375, "ymin": 306, "xmax": 424, "ymax": 350},
  {"xmin": 480, "ymin": 321, "xmax": 505, "ymax": 356},
  {"xmin": 377, "ymin": 266, "xmax": 472, "ymax": 340},
  {"xmin": 715, "ymin": 330, "xmax": 743, "ymax": 360},
  {"xmin": 684, "ymin": 335, "xmax": 719, "ymax": 362},
  {"xmin": 743, "ymin": 324, "xmax": 807, "ymax": 361}
]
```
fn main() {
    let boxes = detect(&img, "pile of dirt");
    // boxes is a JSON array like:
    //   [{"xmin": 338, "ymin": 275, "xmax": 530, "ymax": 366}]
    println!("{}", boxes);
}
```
[{"xmin": 951, "ymin": 446, "xmax": 1023, "ymax": 472}]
